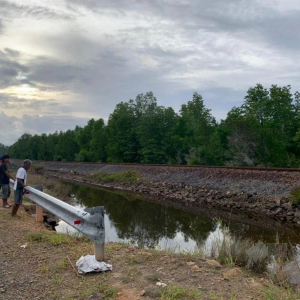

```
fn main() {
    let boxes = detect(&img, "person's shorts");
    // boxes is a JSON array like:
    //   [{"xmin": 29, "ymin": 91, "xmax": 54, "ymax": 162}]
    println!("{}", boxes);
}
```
[
  {"xmin": 14, "ymin": 189, "xmax": 24, "ymax": 205},
  {"xmin": 1, "ymin": 184, "xmax": 11, "ymax": 199}
]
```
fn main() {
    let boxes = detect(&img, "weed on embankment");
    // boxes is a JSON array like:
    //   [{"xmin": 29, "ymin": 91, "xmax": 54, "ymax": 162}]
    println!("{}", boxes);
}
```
[{"xmin": 88, "ymin": 170, "xmax": 142, "ymax": 184}]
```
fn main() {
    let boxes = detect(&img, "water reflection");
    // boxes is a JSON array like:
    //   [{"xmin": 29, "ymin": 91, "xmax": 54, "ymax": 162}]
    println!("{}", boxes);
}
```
[{"xmin": 55, "ymin": 183, "xmax": 300, "ymax": 252}]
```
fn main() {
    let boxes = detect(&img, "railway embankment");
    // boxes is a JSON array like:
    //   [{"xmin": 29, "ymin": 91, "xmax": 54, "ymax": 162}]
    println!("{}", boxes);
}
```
[{"xmin": 13, "ymin": 160, "xmax": 300, "ymax": 226}]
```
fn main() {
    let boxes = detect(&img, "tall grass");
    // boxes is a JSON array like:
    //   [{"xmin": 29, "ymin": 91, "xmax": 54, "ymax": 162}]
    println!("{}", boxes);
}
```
[
  {"xmin": 28, "ymin": 173, "xmax": 73, "ymax": 198},
  {"xmin": 267, "ymin": 244, "xmax": 300, "ymax": 289},
  {"xmin": 205, "ymin": 220, "xmax": 274, "ymax": 272}
]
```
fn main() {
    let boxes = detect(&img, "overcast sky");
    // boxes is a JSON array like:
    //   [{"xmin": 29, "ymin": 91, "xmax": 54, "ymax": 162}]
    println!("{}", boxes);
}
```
[{"xmin": 1, "ymin": 0, "xmax": 300, "ymax": 145}]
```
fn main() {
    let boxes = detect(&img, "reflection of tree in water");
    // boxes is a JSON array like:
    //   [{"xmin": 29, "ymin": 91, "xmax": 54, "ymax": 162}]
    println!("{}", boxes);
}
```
[{"xmin": 73, "ymin": 184, "xmax": 216, "ymax": 248}]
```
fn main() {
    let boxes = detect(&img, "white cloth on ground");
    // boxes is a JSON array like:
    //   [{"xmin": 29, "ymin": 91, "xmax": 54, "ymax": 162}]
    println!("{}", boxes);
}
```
[{"xmin": 76, "ymin": 255, "xmax": 112, "ymax": 274}]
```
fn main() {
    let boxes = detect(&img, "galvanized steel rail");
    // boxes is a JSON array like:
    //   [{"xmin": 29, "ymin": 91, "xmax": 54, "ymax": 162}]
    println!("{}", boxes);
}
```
[{"xmin": 9, "ymin": 180, "xmax": 105, "ymax": 261}]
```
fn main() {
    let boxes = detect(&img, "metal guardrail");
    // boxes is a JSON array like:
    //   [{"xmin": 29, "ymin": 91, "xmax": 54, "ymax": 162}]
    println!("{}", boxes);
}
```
[{"xmin": 9, "ymin": 179, "xmax": 105, "ymax": 261}]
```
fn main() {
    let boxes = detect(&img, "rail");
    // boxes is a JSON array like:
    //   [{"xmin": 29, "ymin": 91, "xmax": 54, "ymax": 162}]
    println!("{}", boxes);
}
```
[
  {"xmin": 9, "ymin": 179, "xmax": 105, "ymax": 261},
  {"xmin": 12, "ymin": 159, "xmax": 300, "ymax": 173}
]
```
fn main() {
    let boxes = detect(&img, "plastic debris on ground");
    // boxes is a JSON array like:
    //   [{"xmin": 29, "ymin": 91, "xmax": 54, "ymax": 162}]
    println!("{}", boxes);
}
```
[
  {"xmin": 156, "ymin": 282, "xmax": 167, "ymax": 287},
  {"xmin": 76, "ymin": 255, "xmax": 113, "ymax": 274}
]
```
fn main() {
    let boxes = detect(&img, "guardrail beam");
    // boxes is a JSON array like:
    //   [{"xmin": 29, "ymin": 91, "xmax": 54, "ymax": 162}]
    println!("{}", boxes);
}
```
[{"xmin": 10, "ymin": 179, "xmax": 106, "ymax": 261}]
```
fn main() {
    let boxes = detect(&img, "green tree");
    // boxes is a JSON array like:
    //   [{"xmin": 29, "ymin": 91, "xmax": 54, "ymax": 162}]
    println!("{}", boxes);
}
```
[
  {"xmin": 224, "ymin": 84, "xmax": 300, "ymax": 167},
  {"xmin": 129, "ymin": 91, "xmax": 157, "ymax": 118},
  {"xmin": 9, "ymin": 133, "xmax": 33, "ymax": 158},
  {"xmin": 89, "ymin": 118, "xmax": 107, "ymax": 162},
  {"xmin": 106, "ymin": 102, "xmax": 139, "ymax": 162},
  {"xmin": 55, "ymin": 130, "xmax": 78, "ymax": 161},
  {"xmin": 222, "ymin": 108, "xmax": 261, "ymax": 166},
  {"xmin": 74, "ymin": 119, "xmax": 96, "ymax": 161},
  {"xmin": 43, "ymin": 132, "xmax": 59, "ymax": 161},
  {"xmin": 137, "ymin": 106, "xmax": 178, "ymax": 164},
  {"xmin": 178, "ymin": 92, "xmax": 217, "ymax": 164}
]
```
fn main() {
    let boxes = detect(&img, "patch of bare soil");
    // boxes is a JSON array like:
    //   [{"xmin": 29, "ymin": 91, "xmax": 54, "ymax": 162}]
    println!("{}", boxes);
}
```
[{"xmin": 0, "ymin": 200, "xmax": 293, "ymax": 300}]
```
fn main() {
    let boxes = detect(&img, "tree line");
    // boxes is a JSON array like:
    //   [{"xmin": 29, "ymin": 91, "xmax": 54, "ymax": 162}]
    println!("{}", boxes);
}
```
[
  {"xmin": 8, "ymin": 84, "xmax": 300, "ymax": 167},
  {"xmin": 0, "ymin": 143, "xmax": 9, "ymax": 156}
]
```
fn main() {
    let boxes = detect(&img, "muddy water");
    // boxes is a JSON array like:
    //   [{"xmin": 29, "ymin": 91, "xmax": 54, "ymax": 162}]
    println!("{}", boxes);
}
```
[{"xmin": 55, "ymin": 182, "xmax": 300, "ymax": 253}]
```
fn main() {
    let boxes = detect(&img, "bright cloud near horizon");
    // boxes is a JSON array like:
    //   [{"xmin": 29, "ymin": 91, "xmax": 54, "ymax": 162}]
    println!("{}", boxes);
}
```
[{"xmin": 1, "ymin": 0, "xmax": 300, "ymax": 145}]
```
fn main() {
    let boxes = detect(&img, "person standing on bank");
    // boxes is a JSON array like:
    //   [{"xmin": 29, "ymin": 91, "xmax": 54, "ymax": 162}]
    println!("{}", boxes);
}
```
[
  {"xmin": 0, "ymin": 154, "xmax": 15, "ymax": 208},
  {"xmin": 12, "ymin": 159, "xmax": 32, "ymax": 217}
]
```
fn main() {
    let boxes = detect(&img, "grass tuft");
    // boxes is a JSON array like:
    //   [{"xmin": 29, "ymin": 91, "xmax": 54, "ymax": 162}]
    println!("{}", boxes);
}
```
[
  {"xmin": 26, "ymin": 231, "xmax": 73, "ymax": 246},
  {"xmin": 89, "ymin": 170, "xmax": 142, "ymax": 184},
  {"xmin": 26, "ymin": 232, "xmax": 47, "ymax": 242},
  {"xmin": 290, "ymin": 186, "xmax": 300, "ymax": 204},
  {"xmin": 160, "ymin": 285, "xmax": 201, "ymax": 299}
]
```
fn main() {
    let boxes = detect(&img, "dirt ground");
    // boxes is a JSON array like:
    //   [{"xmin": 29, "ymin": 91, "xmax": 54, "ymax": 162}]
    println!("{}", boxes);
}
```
[{"xmin": 1, "ymin": 199, "xmax": 299, "ymax": 300}]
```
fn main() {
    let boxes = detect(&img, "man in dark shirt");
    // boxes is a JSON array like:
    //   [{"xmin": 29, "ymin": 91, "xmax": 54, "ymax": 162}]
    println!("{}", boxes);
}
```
[{"xmin": 0, "ymin": 154, "xmax": 15, "ymax": 208}]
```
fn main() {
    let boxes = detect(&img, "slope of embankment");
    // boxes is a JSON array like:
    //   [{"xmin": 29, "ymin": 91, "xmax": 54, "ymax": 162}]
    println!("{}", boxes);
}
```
[{"xmin": 12, "ymin": 160, "xmax": 300, "ymax": 226}]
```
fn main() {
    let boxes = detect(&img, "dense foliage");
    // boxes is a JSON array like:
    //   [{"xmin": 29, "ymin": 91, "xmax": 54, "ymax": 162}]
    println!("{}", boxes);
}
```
[{"xmin": 8, "ymin": 85, "xmax": 300, "ymax": 167}]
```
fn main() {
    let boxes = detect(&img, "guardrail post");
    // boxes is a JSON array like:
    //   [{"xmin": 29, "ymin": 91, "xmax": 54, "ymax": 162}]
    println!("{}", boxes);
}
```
[
  {"xmin": 36, "ymin": 204, "xmax": 43, "ymax": 223},
  {"xmin": 31, "ymin": 185, "xmax": 44, "ymax": 223},
  {"xmin": 84, "ymin": 206, "xmax": 105, "ymax": 261},
  {"xmin": 94, "ymin": 241, "xmax": 105, "ymax": 261}
]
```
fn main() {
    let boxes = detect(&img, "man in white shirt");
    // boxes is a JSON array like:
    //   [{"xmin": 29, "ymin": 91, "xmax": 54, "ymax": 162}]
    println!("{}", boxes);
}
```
[{"xmin": 12, "ymin": 159, "xmax": 32, "ymax": 217}]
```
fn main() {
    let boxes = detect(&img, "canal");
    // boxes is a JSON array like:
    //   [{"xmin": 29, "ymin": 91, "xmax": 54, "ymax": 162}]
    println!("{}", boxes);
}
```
[{"xmin": 55, "ymin": 182, "xmax": 300, "ymax": 253}]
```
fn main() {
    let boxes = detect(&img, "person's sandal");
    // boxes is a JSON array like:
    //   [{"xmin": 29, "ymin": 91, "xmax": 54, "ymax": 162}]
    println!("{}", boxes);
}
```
[{"xmin": 3, "ymin": 204, "xmax": 11, "ymax": 208}]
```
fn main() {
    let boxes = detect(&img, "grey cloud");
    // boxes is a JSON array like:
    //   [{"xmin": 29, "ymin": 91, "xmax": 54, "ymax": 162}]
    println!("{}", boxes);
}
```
[
  {"xmin": 22, "ymin": 35, "xmax": 249, "ymax": 118},
  {"xmin": 67, "ymin": 0, "xmax": 300, "ymax": 54},
  {"xmin": 0, "ymin": 3, "xmax": 251, "ymax": 113},
  {"xmin": 0, "ymin": 49, "xmax": 29, "ymax": 88},
  {"xmin": 0, "ymin": 112, "xmax": 18, "ymax": 145},
  {"xmin": 26, "ymin": 44, "xmax": 129, "ymax": 94},
  {"xmin": 185, "ymin": 4, "xmax": 300, "ymax": 55},
  {"xmin": 0, "ymin": 112, "xmax": 90, "ymax": 146},
  {"xmin": 21, "ymin": 114, "xmax": 90, "ymax": 136},
  {"xmin": 29, "ymin": 57, "xmax": 82, "ymax": 89},
  {"xmin": 66, "ymin": 0, "xmax": 265, "ymax": 26},
  {"xmin": 23, "ymin": 99, "xmax": 60, "ymax": 109},
  {"xmin": 254, "ymin": 12, "xmax": 300, "ymax": 51},
  {"xmin": 0, "ymin": 94, "xmax": 65, "ymax": 113},
  {"xmin": 12, "ymin": 0, "xmax": 293, "ymax": 100},
  {"xmin": 4, "ymin": 48, "xmax": 20, "ymax": 58},
  {"xmin": 0, "ymin": 94, "xmax": 27, "ymax": 105},
  {"xmin": 1, "ymin": 67, "xmax": 18, "ymax": 77},
  {"xmin": 0, "ymin": 0, "xmax": 75, "ymax": 20},
  {"xmin": 1, "ymin": 0, "xmax": 300, "ymax": 145}
]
